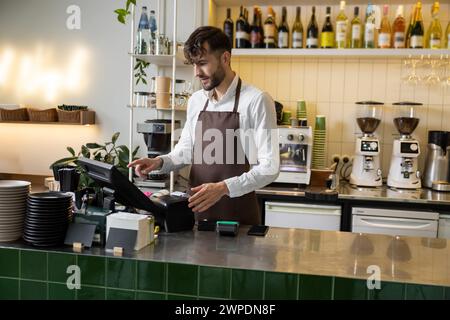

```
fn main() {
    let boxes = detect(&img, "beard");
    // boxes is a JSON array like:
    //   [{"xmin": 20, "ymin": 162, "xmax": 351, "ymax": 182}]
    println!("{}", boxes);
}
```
[{"xmin": 200, "ymin": 65, "xmax": 226, "ymax": 91}]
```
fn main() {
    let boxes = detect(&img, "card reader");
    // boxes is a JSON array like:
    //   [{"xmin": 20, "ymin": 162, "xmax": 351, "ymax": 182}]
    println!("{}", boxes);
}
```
[{"xmin": 216, "ymin": 221, "xmax": 239, "ymax": 237}]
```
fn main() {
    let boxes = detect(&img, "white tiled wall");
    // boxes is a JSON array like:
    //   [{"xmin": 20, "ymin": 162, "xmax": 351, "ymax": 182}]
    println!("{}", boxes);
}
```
[{"xmin": 233, "ymin": 56, "xmax": 450, "ymax": 177}]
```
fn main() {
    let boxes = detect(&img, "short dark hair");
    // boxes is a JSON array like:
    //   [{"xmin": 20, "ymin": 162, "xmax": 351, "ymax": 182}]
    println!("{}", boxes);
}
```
[{"xmin": 184, "ymin": 26, "xmax": 232, "ymax": 64}]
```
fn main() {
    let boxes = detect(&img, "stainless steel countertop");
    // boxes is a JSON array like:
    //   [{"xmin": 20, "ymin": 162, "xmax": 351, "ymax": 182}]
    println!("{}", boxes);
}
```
[
  {"xmin": 3, "ymin": 226, "xmax": 450, "ymax": 287},
  {"xmin": 257, "ymin": 182, "xmax": 450, "ymax": 205}
]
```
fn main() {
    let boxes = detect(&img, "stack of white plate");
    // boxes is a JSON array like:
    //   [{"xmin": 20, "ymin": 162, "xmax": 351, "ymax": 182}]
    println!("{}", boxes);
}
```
[{"xmin": 0, "ymin": 180, "xmax": 30, "ymax": 242}]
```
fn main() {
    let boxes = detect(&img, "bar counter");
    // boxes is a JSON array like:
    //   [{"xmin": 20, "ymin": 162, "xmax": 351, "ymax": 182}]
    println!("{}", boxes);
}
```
[{"xmin": 1, "ymin": 226, "xmax": 450, "ymax": 300}]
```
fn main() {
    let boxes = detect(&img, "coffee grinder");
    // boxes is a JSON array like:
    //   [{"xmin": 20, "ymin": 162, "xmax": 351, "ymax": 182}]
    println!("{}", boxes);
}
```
[
  {"xmin": 387, "ymin": 102, "xmax": 422, "ymax": 189},
  {"xmin": 136, "ymin": 119, "xmax": 180, "ymax": 188},
  {"xmin": 350, "ymin": 101, "xmax": 383, "ymax": 187}
]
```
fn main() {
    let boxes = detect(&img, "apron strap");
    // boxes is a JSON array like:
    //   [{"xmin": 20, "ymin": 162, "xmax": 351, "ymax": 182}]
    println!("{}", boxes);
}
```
[
  {"xmin": 202, "ymin": 77, "xmax": 242, "ymax": 113},
  {"xmin": 232, "ymin": 78, "xmax": 242, "ymax": 113}
]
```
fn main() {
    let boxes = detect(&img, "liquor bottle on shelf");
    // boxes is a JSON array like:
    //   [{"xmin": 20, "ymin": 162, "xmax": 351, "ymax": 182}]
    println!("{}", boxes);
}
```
[
  {"xmin": 405, "ymin": 4, "xmax": 416, "ymax": 48},
  {"xmin": 410, "ymin": 1, "xmax": 424, "ymax": 48},
  {"xmin": 392, "ymin": 5, "xmax": 406, "ymax": 48},
  {"xmin": 278, "ymin": 6, "xmax": 290, "ymax": 48},
  {"xmin": 378, "ymin": 5, "xmax": 391, "ymax": 48},
  {"xmin": 136, "ymin": 6, "xmax": 150, "ymax": 54},
  {"xmin": 336, "ymin": 1, "xmax": 348, "ymax": 49},
  {"xmin": 292, "ymin": 6, "xmax": 304, "ymax": 48},
  {"xmin": 264, "ymin": 7, "xmax": 277, "ymax": 48},
  {"xmin": 446, "ymin": 22, "xmax": 450, "ymax": 49},
  {"xmin": 306, "ymin": 6, "xmax": 319, "ymax": 48},
  {"xmin": 236, "ymin": 6, "xmax": 249, "ymax": 48},
  {"xmin": 364, "ymin": 4, "xmax": 376, "ymax": 48},
  {"xmin": 250, "ymin": 6, "xmax": 263, "ymax": 48},
  {"xmin": 351, "ymin": 7, "xmax": 362, "ymax": 48},
  {"xmin": 223, "ymin": 8, "xmax": 234, "ymax": 48},
  {"xmin": 244, "ymin": 8, "xmax": 250, "ymax": 38},
  {"xmin": 426, "ymin": 2, "xmax": 442, "ymax": 49},
  {"xmin": 321, "ymin": 6, "xmax": 334, "ymax": 48}
]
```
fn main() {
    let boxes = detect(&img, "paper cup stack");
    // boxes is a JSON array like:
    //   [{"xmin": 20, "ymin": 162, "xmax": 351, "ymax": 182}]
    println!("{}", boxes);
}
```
[
  {"xmin": 0, "ymin": 180, "xmax": 30, "ymax": 242},
  {"xmin": 312, "ymin": 115, "xmax": 327, "ymax": 169}
]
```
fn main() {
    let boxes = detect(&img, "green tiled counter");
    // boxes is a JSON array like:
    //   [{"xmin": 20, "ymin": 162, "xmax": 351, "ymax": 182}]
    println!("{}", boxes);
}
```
[{"xmin": 1, "ymin": 226, "xmax": 450, "ymax": 300}]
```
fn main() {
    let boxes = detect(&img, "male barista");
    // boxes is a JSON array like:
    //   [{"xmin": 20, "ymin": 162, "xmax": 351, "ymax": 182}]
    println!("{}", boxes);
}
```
[{"xmin": 128, "ymin": 26, "xmax": 279, "ymax": 225}]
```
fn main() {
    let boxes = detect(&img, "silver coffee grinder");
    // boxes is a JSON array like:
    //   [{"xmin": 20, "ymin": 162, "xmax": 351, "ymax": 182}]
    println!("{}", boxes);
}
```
[
  {"xmin": 350, "ymin": 101, "xmax": 383, "ymax": 187},
  {"xmin": 387, "ymin": 102, "xmax": 422, "ymax": 189}
]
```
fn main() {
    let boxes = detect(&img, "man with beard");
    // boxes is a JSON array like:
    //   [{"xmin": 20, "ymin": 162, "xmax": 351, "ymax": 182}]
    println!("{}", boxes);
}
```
[{"xmin": 128, "ymin": 26, "xmax": 279, "ymax": 225}]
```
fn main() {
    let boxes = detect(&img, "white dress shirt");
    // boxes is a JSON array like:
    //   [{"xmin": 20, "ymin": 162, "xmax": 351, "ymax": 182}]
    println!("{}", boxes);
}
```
[{"xmin": 158, "ymin": 74, "xmax": 280, "ymax": 198}]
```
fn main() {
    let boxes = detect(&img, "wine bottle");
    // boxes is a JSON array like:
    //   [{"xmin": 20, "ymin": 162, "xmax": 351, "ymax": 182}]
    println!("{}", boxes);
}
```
[
  {"xmin": 405, "ymin": 4, "xmax": 416, "ymax": 48},
  {"xmin": 292, "ymin": 7, "xmax": 304, "ymax": 48},
  {"xmin": 426, "ymin": 2, "xmax": 442, "ymax": 49},
  {"xmin": 364, "ymin": 4, "xmax": 376, "ymax": 48},
  {"xmin": 278, "ymin": 6, "xmax": 290, "ymax": 48},
  {"xmin": 392, "ymin": 5, "xmax": 406, "ymax": 48},
  {"xmin": 264, "ymin": 7, "xmax": 276, "ymax": 48},
  {"xmin": 236, "ymin": 6, "xmax": 249, "ymax": 48},
  {"xmin": 350, "ymin": 7, "xmax": 362, "ymax": 48},
  {"xmin": 223, "ymin": 8, "xmax": 234, "ymax": 48},
  {"xmin": 306, "ymin": 6, "xmax": 319, "ymax": 48},
  {"xmin": 446, "ymin": 22, "xmax": 450, "ymax": 49},
  {"xmin": 410, "ymin": 1, "xmax": 424, "ymax": 49},
  {"xmin": 250, "ymin": 6, "xmax": 263, "ymax": 48},
  {"xmin": 336, "ymin": 1, "xmax": 348, "ymax": 49},
  {"xmin": 321, "ymin": 7, "xmax": 334, "ymax": 48},
  {"xmin": 378, "ymin": 5, "xmax": 391, "ymax": 48}
]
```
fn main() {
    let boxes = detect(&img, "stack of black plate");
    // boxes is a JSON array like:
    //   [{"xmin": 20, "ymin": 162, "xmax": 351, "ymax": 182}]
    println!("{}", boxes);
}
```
[{"xmin": 23, "ymin": 192, "xmax": 73, "ymax": 247}]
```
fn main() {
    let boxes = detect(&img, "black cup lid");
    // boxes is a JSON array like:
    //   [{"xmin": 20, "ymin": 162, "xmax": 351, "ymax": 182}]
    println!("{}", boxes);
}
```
[
  {"xmin": 428, "ymin": 131, "xmax": 449, "ymax": 150},
  {"xmin": 356, "ymin": 101, "xmax": 384, "ymax": 105},
  {"xmin": 393, "ymin": 102, "xmax": 423, "ymax": 106}
]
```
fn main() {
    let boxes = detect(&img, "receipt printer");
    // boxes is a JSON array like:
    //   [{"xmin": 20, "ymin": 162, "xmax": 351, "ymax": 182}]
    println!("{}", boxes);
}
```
[{"xmin": 149, "ymin": 194, "xmax": 195, "ymax": 233}]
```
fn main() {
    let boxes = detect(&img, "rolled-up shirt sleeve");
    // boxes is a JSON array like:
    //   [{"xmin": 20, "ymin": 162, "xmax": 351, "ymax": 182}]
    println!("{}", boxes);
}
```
[{"xmin": 224, "ymin": 92, "xmax": 280, "ymax": 198}]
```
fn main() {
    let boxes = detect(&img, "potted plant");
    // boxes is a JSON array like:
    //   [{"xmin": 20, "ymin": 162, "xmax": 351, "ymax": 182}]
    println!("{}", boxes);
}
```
[{"xmin": 50, "ymin": 132, "xmax": 139, "ymax": 191}]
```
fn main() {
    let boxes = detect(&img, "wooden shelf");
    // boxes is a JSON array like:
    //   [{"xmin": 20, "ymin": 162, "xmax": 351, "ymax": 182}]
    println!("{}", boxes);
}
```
[
  {"xmin": 0, "ymin": 121, "xmax": 94, "ymax": 126},
  {"xmin": 0, "ymin": 110, "xmax": 95, "ymax": 125},
  {"xmin": 232, "ymin": 48, "xmax": 450, "ymax": 59}
]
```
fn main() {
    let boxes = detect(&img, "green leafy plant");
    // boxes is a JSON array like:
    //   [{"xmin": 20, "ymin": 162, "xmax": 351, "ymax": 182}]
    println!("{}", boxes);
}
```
[
  {"xmin": 50, "ymin": 132, "xmax": 140, "ymax": 190},
  {"xmin": 114, "ymin": 0, "xmax": 136, "ymax": 24},
  {"xmin": 135, "ymin": 59, "xmax": 150, "ymax": 85}
]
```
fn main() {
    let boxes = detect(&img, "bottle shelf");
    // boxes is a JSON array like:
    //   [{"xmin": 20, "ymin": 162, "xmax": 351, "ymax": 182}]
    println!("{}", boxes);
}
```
[
  {"xmin": 232, "ymin": 48, "xmax": 450, "ymax": 59},
  {"xmin": 214, "ymin": 0, "xmax": 438, "ymax": 6},
  {"xmin": 130, "ymin": 48, "xmax": 188, "ymax": 66}
]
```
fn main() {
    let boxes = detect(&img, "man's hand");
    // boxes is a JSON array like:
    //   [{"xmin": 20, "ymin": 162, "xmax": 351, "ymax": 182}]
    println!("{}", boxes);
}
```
[
  {"xmin": 188, "ymin": 181, "xmax": 229, "ymax": 213},
  {"xmin": 127, "ymin": 158, "xmax": 162, "ymax": 178}
]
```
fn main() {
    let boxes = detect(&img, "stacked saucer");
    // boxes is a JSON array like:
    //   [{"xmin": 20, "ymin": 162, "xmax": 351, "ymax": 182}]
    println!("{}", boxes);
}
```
[
  {"xmin": 0, "ymin": 180, "xmax": 30, "ymax": 242},
  {"xmin": 23, "ymin": 192, "xmax": 73, "ymax": 247}
]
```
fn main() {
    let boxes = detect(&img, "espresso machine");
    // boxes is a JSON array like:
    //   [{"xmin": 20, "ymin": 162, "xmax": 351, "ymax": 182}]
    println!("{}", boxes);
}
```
[
  {"xmin": 387, "ymin": 102, "xmax": 422, "ymax": 189},
  {"xmin": 275, "ymin": 126, "xmax": 312, "ymax": 184},
  {"xmin": 350, "ymin": 101, "xmax": 383, "ymax": 187},
  {"xmin": 422, "ymin": 130, "xmax": 450, "ymax": 191},
  {"xmin": 136, "ymin": 119, "xmax": 180, "ymax": 188}
]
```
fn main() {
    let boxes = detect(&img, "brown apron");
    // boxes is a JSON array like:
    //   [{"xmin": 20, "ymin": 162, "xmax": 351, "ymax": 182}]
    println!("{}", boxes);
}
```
[{"xmin": 189, "ymin": 78, "xmax": 261, "ymax": 225}]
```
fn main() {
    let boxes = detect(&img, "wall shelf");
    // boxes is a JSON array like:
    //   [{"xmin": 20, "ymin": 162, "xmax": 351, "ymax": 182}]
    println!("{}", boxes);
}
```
[
  {"xmin": 214, "ymin": 0, "xmax": 439, "ymax": 6},
  {"xmin": 131, "ymin": 49, "xmax": 188, "ymax": 66},
  {"xmin": 0, "ymin": 121, "xmax": 94, "ymax": 126},
  {"xmin": 232, "ymin": 48, "xmax": 450, "ymax": 59}
]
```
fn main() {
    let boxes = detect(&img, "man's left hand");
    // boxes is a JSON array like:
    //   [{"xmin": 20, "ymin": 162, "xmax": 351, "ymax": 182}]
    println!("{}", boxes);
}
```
[{"xmin": 188, "ymin": 181, "xmax": 229, "ymax": 213}]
